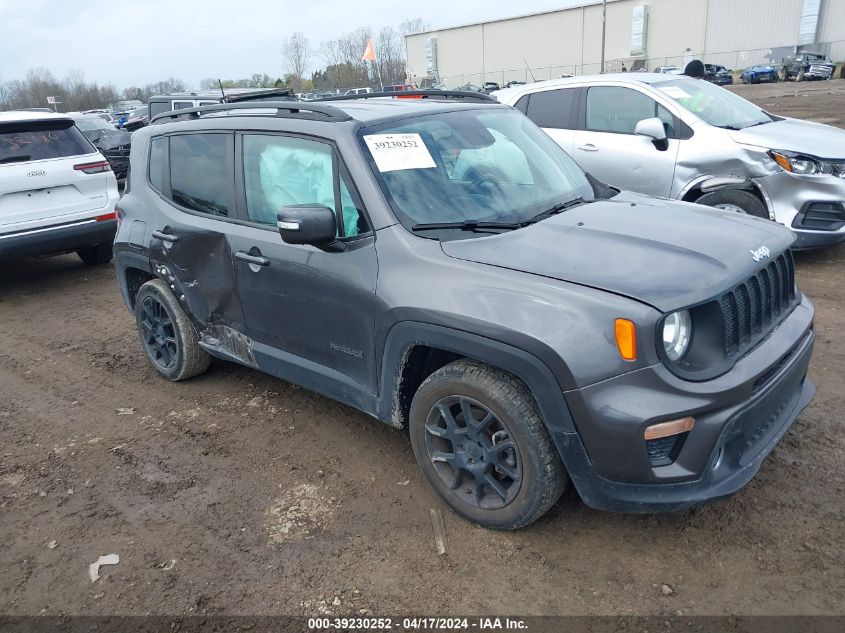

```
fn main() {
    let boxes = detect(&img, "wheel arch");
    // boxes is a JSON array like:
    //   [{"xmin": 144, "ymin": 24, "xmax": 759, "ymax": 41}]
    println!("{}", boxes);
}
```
[
  {"xmin": 115, "ymin": 251, "xmax": 156, "ymax": 311},
  {"xmin": 679, "ymin": 175, "xmax": 773, "ymax": 218},
  {"xmin": 377, "ymin": 322, "xmax": 578, "ymax": 437}
]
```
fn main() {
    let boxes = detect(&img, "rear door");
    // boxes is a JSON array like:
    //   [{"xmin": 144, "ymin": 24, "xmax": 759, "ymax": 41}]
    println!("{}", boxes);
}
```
[
  {"xmin": 144, "ymin": 132, "xmax": 247, "ymax": 335},
  {"xmin": 0, "ymin": 118, "xmax": 111, "ymax": 235},
  {"xmin": 572, "ymin": 85, "xmax": 679, "ymax": 196},
  {"xmin": 518, "ymin": 87, "xmax": 579, "ymax": 156}
]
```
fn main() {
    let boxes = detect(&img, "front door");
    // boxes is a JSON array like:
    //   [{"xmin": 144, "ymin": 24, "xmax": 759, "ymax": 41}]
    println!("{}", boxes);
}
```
[
  {"xmin": 228, "ymin": 133, "xmax": 378, "ymax": 392},
  {"xmin": 572, "ymin": 85, "xmax": 679, "ymax": 197}
]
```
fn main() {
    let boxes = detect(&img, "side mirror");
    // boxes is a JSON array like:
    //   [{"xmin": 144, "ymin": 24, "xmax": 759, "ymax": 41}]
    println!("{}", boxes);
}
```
[
  {"xmin": 277, "ymin": 205, "xmax": 338, "ymax": 248},
  {"xmin": 634, "ymin": 117, "xmax": 668, "ymax": 142}
]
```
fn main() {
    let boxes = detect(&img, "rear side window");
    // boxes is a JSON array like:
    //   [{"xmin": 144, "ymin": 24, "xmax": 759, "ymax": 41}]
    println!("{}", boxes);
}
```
[
  {"xmin": 149, "ymin": 102, "xmax": 169, "ymax": 119},
  {"xmin": 169, "ymin": 134, "xmax": 231, "ymax": 217},
  {"xmin": 148, "ymin": 136, "xmax": 167, "ymax": 192},
  {"xmin": 525, "ymin": 88, "xmax": 576, "ymax": 129},
  {"xmin": 0, "ymin": 120, "xmax": 94, "ymax": 163}
]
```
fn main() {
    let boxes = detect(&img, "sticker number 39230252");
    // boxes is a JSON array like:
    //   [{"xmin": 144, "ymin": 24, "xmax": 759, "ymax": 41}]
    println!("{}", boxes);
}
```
[{"xmin": 363, "ymin": 133, "xmax": 436, "ymax": 172}]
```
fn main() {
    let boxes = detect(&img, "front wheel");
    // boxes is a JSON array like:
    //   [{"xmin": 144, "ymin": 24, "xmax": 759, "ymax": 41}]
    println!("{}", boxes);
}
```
[
  {"xmin": 696, "ymin": 189, "xmax": 769, "ymax": 220},
  {"xmin": 409, "ymin": 360, "xmax": 567, "ymax": 530},
  {"xmin": 77, "ymin": 241, "xmax": 113, "ymax": 265},
  {"xmin": 134, "ymin": 279, "xmax": 210, "ymax": 381}
]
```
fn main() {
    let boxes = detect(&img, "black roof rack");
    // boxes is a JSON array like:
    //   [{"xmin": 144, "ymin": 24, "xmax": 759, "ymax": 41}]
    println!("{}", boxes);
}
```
[
  {"xmin": 149, "ymin": 101, "xmax": 352, "ymax": 125},
  {"xmin": 311, "ymin": 90, "xmax": 497, "ymax": 103}
]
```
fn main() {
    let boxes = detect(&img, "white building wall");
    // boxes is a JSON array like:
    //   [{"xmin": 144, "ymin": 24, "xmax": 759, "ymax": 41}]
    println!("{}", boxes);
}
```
[
  {"xmin": 819, "ymin": 0, "xmax": 845, "ymax": 62},
  {"xmin": 404, "ymin": 0, "xmax": 845, "ymax": 85},
  {"xmin": 703, "ymin": 0, "xmax": 804, "ymax": 69}
]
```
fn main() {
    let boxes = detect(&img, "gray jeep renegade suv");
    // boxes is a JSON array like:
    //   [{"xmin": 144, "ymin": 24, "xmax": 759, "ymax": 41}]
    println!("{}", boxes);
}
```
[{"xmin": 114, "ymin": 93, "xmax": 816, "ymax": 529}]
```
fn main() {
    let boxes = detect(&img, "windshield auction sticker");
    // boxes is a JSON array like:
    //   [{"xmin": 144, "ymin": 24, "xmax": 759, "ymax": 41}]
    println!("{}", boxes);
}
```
[{"xmin": 363, "ymin": 133, "xmax": 436, "ymax": 172}]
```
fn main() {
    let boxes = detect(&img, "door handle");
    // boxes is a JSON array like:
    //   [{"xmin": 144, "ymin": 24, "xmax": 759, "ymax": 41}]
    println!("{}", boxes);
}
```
[
  {"xmin": 577, "ymin": 144, "xmax": 598, "ymax": 152},
  {"xmin": 235, "ymin": 250, "xmax": 270, "ymax": 267},
  {"xmin": 151, "ymin": 229, "xmax": 179, "ymax": 243}
]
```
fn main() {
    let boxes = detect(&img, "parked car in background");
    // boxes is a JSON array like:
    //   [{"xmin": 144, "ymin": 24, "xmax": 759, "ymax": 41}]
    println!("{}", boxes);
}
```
[
  {"xmin": 345, "ymin": 87, "xmax": 373, "ymax": 95},
  {"xmin": 0, "ymin": 111, "xmax": 118, "ymax": 264},
  {"xmin": 653, "ymin": 66, "xmax": 680, "ymax": 74},
  {"xmin": 740, "ymin": 64, "xmax": 779, "ymax": 84},
  {"xmin": 148, "ymin": 89, "xmax": 295, "ymax": 121},
  {"xmin": 70, "ymin": 114, "xmax": 132, "ymax": 179},
  {"xmin": 123, "ymin": 106, "xmax": 149, "ymax": 132},
  {"xmin": 704, "ymin": 64, "xmax": 734, "ymax": 85},
  {"xmin": 82, "ymin": 109, "xmax": 120, "ymax": 127},
  {"xmin": 496, "ymin": 74, "xmax": 845, "ymax": 249},
  {"xmin": 454, "ymin": 83, "xmax": 485, "ymax": 93},
  {"xmin": 382, "ymin": 83, "xmax": 418, "ymax": 93},
  {"xmin": 782, "ymin": 51, "xmax": 835, "ymax": 81},
  {"xmin": 483, "ymin": 81, "xmax": 501, "ymax": 94},
  {"xmin": 114, "ymin": 95, "xmax": 815, "ymax": 529}
]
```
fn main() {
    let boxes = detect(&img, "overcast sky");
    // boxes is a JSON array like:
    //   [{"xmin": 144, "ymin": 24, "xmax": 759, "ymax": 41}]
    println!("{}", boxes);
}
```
[{"xmin": 0, "ymin": 0, "xmax": 585, "ymax": 88}]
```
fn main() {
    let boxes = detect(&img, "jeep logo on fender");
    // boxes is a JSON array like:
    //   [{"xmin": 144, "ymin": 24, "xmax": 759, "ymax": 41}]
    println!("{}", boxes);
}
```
[
  {"xmin": 750, "ymin": 246, "xmax": 771, "ymax": 262},
  {"xmin": 26, "ymin": 170, "xmax": 46, "ymax": 177}
]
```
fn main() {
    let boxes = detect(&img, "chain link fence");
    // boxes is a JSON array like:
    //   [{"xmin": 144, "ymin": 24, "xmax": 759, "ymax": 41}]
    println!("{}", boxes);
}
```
[{"xmin": 436, "ymin": 41, "xmax": 845, "ymax": 88}]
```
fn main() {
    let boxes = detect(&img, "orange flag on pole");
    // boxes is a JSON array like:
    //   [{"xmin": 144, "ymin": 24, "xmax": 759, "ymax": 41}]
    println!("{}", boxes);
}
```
[{"xmin": 362, "ymin": 38, "xmax": 376, "ymax": 62}]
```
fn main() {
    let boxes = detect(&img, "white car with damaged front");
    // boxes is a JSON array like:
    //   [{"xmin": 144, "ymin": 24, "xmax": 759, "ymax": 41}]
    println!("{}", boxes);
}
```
[{"xmin": 495, "ymin": 74, "xmax": 845, "ymax": 249}]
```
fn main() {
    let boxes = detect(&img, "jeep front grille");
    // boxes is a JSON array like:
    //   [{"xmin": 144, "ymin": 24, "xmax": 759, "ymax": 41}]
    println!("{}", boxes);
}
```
[
  {"xmin": 719, "ymin": 251, "xmax": 796, "ymax": 358},
  {"xmin": 809, "ymin": 64, "xmax": 833, "ymax": 76}
]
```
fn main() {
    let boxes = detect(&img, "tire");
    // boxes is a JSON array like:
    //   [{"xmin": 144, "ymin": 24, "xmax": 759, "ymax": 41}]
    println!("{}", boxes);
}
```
[
  {"xmin": 696, "ymin": 189, "xmax": 769, "ymax": 220},
  {"xmin": 77, "ymin": 241, "xmax": 113, "ymax": 265},
  {"xmin": 408, "ymin": 359, "xmax": 567, "ymax": 530},
  {"xmin": 134, "ymin": 279, "xmax": 210, "ymax": 381},
  {"xmin": 797, "ymin": 69, "xmax": 805, "ymax": 82}
]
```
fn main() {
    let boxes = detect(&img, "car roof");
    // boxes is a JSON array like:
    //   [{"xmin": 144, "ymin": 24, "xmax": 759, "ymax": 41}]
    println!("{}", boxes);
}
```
[
  {"xmin": 327, "ymin": 98, "xmax": 503, "ymax": 123},
  {"xmin": 493, "ymin": 73, "xmax": 693, "ymax": 100},
  {"xmin": 0, "ymin": 110, "xmax": 72, "ymax": 124},
  {"xmin": 148, "ymin": 97, "xmax": 507, "ymax": 129}
]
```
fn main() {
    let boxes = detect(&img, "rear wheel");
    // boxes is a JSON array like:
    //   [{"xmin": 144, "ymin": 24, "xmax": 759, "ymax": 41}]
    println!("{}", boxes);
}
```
[
  {"xmin": 797, "ymin": 69, "xmax": 805, "ymax": 82},
  {"xmin": 696, "ymin": 189, "xmax": 769, "ymax": 220},
  {"xmin": 409, "ymin": 359, "xmax": 567, "ymax": 530},
  {"xmin": 77, "ymin": 241, "xmax": 113, "ymax": 265},
  {"xmin": 134, "ymin": 279, "xmax": 210, "ymax": 381}
]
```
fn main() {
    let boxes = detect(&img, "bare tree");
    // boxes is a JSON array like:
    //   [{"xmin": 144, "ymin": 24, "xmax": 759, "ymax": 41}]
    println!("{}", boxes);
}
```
[
  {"xmin": 399, "ymin": 17, "xmax": 429, "ymax": 35},
  {"xmin": 283, "ymin": 32, "xmax": 311, "ymax": 91}
]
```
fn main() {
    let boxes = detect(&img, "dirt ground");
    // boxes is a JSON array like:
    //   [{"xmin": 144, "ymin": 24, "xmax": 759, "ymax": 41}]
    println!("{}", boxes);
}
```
[{"xmin": 1, "ymin": 80, "xmax": 844, "ymax": 619}]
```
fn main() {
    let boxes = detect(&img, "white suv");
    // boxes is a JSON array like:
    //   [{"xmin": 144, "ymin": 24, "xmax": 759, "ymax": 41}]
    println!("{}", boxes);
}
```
[{"xmin": 0, "ymin": 111, "xmax": 119, "ymax": 264}]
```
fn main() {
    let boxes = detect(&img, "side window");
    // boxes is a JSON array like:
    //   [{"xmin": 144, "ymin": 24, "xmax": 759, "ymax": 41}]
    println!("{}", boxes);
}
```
[
  {"xmin": 242, "ymin": 134, "xmax": 368, "ymax": 238},
  {"xmin": 148, "ymin": 136, "xmax": 167, "ymax": 192},
  {"xmin": 514, "ymin": 95, "xmax": 529, "ymax": 114},
  {"xmin": 586, "ymin": 86, "xmax": 663, "ymax": 135},
  {"xmin": 172, "ymin": 101, "xmax": 194, "ymax": 110},
  {"xmin": 524, "ymin": 88, "xmax": 576, "ymax": 129},
  {"xmin": 169, "ymin": 134, "xmax": 231, "ymax": 217},
  {"xmin": 656, "ymin": 103, "xmax": 676, "ymax": 137}
]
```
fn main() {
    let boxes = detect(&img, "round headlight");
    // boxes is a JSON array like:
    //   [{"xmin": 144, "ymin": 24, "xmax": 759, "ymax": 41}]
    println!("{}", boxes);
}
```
[{"xmin": 663, "ymin": 310, "xmax": 691, "ymax": 362}]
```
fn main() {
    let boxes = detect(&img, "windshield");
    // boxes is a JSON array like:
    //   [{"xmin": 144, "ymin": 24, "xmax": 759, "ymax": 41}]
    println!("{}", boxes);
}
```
[
  {"xmin": 654, "ymin": 77, "xmax": 772, "ymax": 129},
  {"xmin": 359, "ymin": 107, "xmax": 595, "ymax": 235},
  {"xmin": 73, "ymin": 117, "xmax": 114, "ymax": 132}
]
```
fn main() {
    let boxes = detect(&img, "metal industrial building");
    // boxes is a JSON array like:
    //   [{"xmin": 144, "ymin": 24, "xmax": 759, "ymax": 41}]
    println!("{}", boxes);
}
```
[{"xmin": 405, "ymin": 0, "xmax": 845, "ymax": 87}]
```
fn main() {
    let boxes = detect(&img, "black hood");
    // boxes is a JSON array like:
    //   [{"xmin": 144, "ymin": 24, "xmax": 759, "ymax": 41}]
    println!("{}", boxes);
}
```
[
  {"xmin": 84, "ymin": 128, "xmax": 132, "ymax": 150},
  {"xmin": 440, "ymin": 192, "xmax": 795, "ymax": 312}
]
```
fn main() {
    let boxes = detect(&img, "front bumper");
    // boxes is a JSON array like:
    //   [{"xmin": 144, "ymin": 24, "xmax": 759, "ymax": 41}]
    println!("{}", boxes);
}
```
[
  {"xmin": 756, "ymin": 172, "xmax": 845, "ymax": 249},
  {"xmin": 553, "ymin": 294, "xmax": 815, "ymax": 512},
  {"xmin": 0, "ymin": 218, "xmax": 117, "ymax": 260}
]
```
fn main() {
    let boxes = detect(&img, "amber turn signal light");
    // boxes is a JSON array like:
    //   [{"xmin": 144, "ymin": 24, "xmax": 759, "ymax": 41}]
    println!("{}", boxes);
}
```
[
  {"xmin": 614, "ymin": 318, "xmax": 637, "ymax": 361},
  {"xmin": 644, "ymin": 416, "xmax": 696, "ymax": 441}
]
